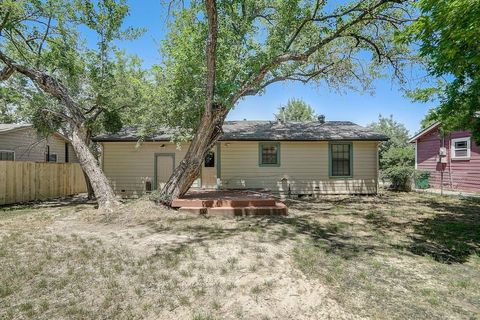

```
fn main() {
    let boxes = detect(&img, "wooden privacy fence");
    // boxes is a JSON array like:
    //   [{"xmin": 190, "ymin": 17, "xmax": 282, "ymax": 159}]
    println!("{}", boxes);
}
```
[{"xmin": 0, "ymin": 161, "xmax": 87, "ymax": 205}]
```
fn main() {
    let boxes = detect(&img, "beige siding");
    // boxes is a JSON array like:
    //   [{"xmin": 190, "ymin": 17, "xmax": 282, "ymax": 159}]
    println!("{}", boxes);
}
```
[
  {"xmin": 67, "ymin": 144, "xmax": 79, "ymax": 163},
  {"xmin": 101, "ymin": 142, "xmax": 189, "ymax": 197},
  {"xmin": 0, "ymin": 127, "xmax": 77, "ymax": 163},
  {"xmin": 101, "ymin": 140, "xmax": 379, "ymax": 197},
  {"xmin": 220, "ymin": 141, "xmax": 378, "ymax": 195}
]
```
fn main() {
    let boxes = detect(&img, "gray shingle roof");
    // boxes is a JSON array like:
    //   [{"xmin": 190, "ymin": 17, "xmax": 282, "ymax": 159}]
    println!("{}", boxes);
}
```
[
  {"xmin": 93, "ymin": 120, "xmax": 387, "ymax": 142},
  {"xmin": 0, "ymin": 123, "xmax": 32, "ymax": 134}
]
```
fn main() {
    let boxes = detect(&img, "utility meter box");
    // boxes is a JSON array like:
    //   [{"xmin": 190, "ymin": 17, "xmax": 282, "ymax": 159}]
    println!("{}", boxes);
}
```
[{"xmin": 436, "ymin": 155, "xmax": 447, "ymax": 163}]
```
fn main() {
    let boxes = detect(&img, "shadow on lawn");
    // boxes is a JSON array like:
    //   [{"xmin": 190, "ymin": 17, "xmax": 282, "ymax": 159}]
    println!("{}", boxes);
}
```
[
  {"xmin": 0, "ymin": 195, "xmax": 96, "ymax": 213},
  {"xmin": 154, "ymin": 212, "xmax": 376, "ymax": 260},
  {"xmin": 408, "ymin": 197, "xmax": 480, "ymax": 264},
  {"xmin": 261, "ymin": 214, "xmax": 376, "ymax": 259},
  {"xmin": 151, "ymin": 193, "xmax": 480, "ymax": 264},
  {"xmin": 277, "ymin": 194, "xmax": 480, "ymax": 264}
]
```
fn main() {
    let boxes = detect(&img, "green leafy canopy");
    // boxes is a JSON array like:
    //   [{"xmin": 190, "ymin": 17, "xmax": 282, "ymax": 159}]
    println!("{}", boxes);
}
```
[
  {"xmin": 275, "ymin": 98, "xmax": 317, "ymax": 121},
  {"xmin": 367, "ymin": 115, "xmax": 411, "ymax": 163},
  {"xmin": 145, "ymin": 0, "xmax": 414, "ymax": 138},
  {"xmin": 401, "ymin": 0, "xmax": 480, "ymax": 142},
  {"xmin": 0, "ymin": 0, "xmax": 148, "ymax": 137}
]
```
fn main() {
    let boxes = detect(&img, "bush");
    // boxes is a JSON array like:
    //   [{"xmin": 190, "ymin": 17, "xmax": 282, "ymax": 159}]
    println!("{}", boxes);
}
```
[
  {"xmin": 380, "ymin": 147, "xmax": 415, "ymax": 191},
  {"xmin": 383, "ymin": 165, "xmax": 415, "ymax": 191}
]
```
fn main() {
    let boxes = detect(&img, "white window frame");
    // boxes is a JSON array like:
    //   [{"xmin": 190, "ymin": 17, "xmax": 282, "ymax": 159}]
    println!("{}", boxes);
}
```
[
  {"xmin": 451, "ymin": 137, "xmax": 471, "ymax": 160},
  {"xmin": 0, "ymin": 150, "xmax": 15, "ymax": 161}
]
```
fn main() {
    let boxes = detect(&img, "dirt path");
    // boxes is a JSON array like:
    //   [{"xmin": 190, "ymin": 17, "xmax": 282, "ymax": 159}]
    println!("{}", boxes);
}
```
[{"xmin": 40, "ymin": 201, "xmax": 362, "ymax": 319}]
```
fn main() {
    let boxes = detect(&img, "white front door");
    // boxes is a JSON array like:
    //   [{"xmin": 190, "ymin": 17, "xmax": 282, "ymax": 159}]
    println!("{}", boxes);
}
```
[{"xmin": 156, "ymin": 155, "xmax": 174, "ymax": 190}]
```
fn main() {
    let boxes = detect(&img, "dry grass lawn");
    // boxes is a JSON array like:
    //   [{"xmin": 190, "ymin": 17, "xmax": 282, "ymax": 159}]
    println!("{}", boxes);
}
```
[{"xmin": 0, "ymin": 191, "xmax": 479, "ymax": 319}]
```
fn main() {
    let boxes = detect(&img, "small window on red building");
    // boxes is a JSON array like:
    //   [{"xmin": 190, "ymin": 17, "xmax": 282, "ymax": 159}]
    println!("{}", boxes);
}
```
[{"xmin": 451, "ymin": 137, "xmax": 471, "ymax": 160}]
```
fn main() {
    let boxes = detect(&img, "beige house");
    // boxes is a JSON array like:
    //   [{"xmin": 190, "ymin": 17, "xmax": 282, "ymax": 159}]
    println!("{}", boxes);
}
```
[
  {"xmin": 0, "ymin": 124, "xmax": 78, "ymax": 163},
  {"xmin": 93, "ymin": 120, "xmax": 387, "ymax": 198}
]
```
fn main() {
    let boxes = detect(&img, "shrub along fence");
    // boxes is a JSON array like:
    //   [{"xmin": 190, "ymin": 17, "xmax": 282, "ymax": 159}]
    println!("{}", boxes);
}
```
[{"xmin": 0, "ymin": 161, "xmax": 87, "ymax": 205}]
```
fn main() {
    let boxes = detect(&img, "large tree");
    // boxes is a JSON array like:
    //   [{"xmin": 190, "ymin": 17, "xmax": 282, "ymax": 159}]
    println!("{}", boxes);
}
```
[
  {"xmin": 0, "ymin": 0, "xmax": 145, "ymax": 210},
  {"xmin": 367, "ymin": 114, "xmax": 411, "ymax": 165},
  {"xmin": 275, "ymin": 98, "xmax": 316, "ymax": 121},
  {"xmin": 368, "ymin": 115, "xmax": 414, "ymax": 190},
  {"xmin": 403, "ymin": 0, "xmax": 480, "ymax": 142},
  {"xmin": 153, "ymin": 0, "xmax": 414, "ymax": 204}
]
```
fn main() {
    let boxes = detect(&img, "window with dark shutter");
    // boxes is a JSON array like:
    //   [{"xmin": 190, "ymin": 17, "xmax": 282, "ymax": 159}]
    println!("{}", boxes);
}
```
[
  {"xmin": 330, "ymin": 143, "xmax": 352, "ymax": 177},
  {"xmin": 0, "ymin": 151, "xmax": 15, "ymax": 161},
  {"xmin": 259, "ymin": 143, "xmax": 280, "ymax": 166}
]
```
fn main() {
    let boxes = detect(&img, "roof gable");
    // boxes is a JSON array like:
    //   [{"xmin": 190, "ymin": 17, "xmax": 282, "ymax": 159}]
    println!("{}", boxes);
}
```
[
  {"xmin": 408, "ymin": 122, "xmax": 441, "ymax": 143},
  {"xmin": 0, "ymin": 123, "xmax": 69, "ymax": 142},
  {"xmin": 0, "ymin": 123, "xmax": 33, "ymax": 134}
]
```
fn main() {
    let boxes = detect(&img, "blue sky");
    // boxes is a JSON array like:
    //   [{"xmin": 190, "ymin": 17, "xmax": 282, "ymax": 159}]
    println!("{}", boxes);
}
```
[{"xmin": 110, "ymin": 0, "xmax": 432, "ymax": 135}]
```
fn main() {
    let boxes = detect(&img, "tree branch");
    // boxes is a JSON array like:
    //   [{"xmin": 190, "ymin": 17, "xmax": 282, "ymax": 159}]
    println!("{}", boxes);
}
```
[
  {"xmin": 40, "ymin": 108, "xmax": 71, "ymax": 122},
  {"xmin": 231, "ymin": 0, "xmax": 406, "ymax": 104},
  {"xmin": 36, "ymin": 16, "xmax": 52, "ymax": 65},
  {"xmin": 285, "ymin": 0, "xmax": 323, "ymax": 51},
  {"xmin": 242, "ymin": 63, "xmax": 334, "ymax": 97},
  {"xmin": 0, "ymin": 65, "xmax": 14, "ymax": 80},
  {"xmin": 0, "ymin": 49, "xmax": 85, "ymax": 124},
  {"xmin": 0, "ymin": 10, "xmax": 11, "ymax": 35},
  {"xmin": 12, "ymin": 27, "xmax": 36, "ymax": 52},
  {"xmin": 89, "ymin": 107, "xmax": 105, "ymax": 122},
  {"xmin": 204, "ymin": 0, "xmax": 218, "ymax": 117},
  {"xmin": 346, "ymin": 33, "xmax": 383, "ymax": 62}
]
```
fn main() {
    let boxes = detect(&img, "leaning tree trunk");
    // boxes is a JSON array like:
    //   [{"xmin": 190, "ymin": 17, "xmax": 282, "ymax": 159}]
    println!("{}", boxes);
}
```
[
  {"xmin": 70, "ymin": 125, "xmax": 121, "ymax": 210},
  {"xmin": 0, "ymin": 50, "xmax": 119, "ymax": 210},
  {"xmin": 158, "ymin": 0, "xmax": 222, "ymax": 206},
  {"xmin": 82, "ymin": 129, "xmax": 96, "ymax": 200},
  {"xmin": 82, "ymin": 171, "xmax": 95, "ymax": 200},
  {"xmin": 159, "ymin": 108, "xmax": 226, "ymax": 205}
]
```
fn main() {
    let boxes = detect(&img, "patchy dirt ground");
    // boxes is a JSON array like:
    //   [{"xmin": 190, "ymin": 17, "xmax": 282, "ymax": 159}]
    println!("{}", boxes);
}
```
[{"xmin": 0, "ymin": 191, "xmax": 479, "ymax": 319}]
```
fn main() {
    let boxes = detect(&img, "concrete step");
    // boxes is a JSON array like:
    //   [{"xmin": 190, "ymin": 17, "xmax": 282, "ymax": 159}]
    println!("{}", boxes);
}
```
[
  {"xmin": 172, "ymin": 198, "xmax": 277, "ymax": 208},
  {"xmin": 207, "ymin": 204, "xmax": 287, "ymax": 217},
  {"xmin": 178, "ymin": 207, "xmax": 208, "ymax": 215},
  {"xmin": 177, "ymin": 203, "xmax": 288, "ymax": 216}
]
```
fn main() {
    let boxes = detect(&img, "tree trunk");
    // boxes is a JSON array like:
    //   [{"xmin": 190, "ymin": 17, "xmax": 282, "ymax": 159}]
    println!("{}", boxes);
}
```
[
  {"xmin": 159, "ymin": 109, "xmax": 226, "ymax": 205},
  {"xmin": 158, "ymin": 0, "xmax": 222, "ymax": 206},
  {"xmin": 82, "ymin": 170, "xmax": 95, "ymax": 200},
  {"xmin": 80, "ymin": 129, "xmax": 96, "ymax": 200},
  {"xmin": 0, "ymin": 50, "xmax": 119, "ymax": 210},
  {"xmin": 70, "ymin": 125, "xmax": 120, "ymax": 210}
]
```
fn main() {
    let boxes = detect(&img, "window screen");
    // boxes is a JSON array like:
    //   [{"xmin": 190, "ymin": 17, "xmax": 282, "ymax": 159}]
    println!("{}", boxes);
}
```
[
  {"xmin": 260, "ymin": 143, "xmax": 279, "ymax": 165},
  {"xmin": 453, "ymin": 140, "xmax": 468, "ymax": 158},
  {"xmin": 0, "ymin": 151, "xmax": 14, "ymax": 161},
  {"xmin": 331, "ymin": 144, "xmax": 351, "ymax": 177}
]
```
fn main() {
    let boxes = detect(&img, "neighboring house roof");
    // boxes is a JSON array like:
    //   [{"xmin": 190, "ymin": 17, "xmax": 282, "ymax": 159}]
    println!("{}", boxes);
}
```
[
  {"xmin": 92, "ymin": 120, "xmax": 388, "ymax": 142},
  {"xmin": 0, "ymin": 123, "xmax": 33, "ymax": 134},
  {"xmin": 0, "ymin": 123, "xmax": 69, "ymax": 142},
  {"xmin": 408, "ymin": 122, "xmax": 441, "ymax": 143}
]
